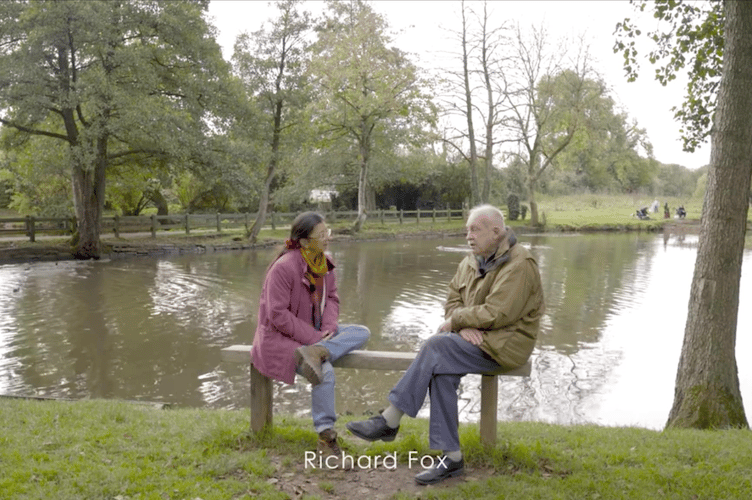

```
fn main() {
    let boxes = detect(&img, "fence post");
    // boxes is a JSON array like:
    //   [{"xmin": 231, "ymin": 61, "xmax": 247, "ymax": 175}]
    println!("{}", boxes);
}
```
[
  {"xmin": 271, "ymin": 212, "xmax": 276, "ymax": 230},
  {"xmin": 416, "ymin": 208, "xmax": 420, "ymax": 225},
  {"xmin": 244, "ymin": 213, "xmax": 249, "ymax": 232},
  {"xmin": 114, "ymin": 214, "xmax": 120, "ymax": 238},
  {"xmin": 185, "ymin": 213, "xmax": 190, "ymax": 235},
  {"xmin": 380, "ymin": 210, "xmax": 384, "ymax": 225},
  {"xmin": 447, "ymin": 204, "xmax": 451, "ymax": 222},
  {"xmin": 216, "ymin": 212, "xmax": 221, "ymax": 232},
  {"xmin": 399, "ymin": 209, "xmax": 403, "ymax": 224},
  {"xmin": 432, "ymin": 208, "xmax": 436, "ymax": 223},
  {"xmin": 150, "ymin": 215, "xmax": 157, "ymax": 238}
]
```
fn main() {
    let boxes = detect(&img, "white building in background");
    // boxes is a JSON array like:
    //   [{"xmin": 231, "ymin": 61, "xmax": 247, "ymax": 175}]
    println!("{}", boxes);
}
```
[{"xmin": 309, "ymin": 189, "xmax": 338, "ymax": 208}]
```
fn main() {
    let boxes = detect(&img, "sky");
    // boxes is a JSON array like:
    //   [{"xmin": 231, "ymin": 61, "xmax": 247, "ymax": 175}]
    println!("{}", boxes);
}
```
[{"xmin": 207, "ymin": 0, "xmax": 711, "ymax": 171}]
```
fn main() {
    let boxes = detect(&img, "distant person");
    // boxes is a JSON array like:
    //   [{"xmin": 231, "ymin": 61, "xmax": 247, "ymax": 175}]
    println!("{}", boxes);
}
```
[
  {"xmin": 251, "ymin": 211, "xmax": 370, "ymax": 468},
  {"xmin": 346, "ymin": 204, "xmax": 544, "ymax": 485},
  {"xmin": 650, "ymin": 199, "xmax": 660, "ymax": 213},
  {"xmin": 635, "ymin": 207, "xmax": 650, "ymax": 220},
  {"xmin": 676, "ymin": 206, "xmax": 687, "ymax": 219},
  {"xmin": 664, "ymin": 202, "xmax": 670, "ymax": 219}
]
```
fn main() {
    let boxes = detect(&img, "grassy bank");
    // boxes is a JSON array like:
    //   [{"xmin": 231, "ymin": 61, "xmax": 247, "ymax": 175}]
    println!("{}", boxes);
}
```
[{"xmin": 2, "ymin": 398, "xmax": 751, "ymax": 500}]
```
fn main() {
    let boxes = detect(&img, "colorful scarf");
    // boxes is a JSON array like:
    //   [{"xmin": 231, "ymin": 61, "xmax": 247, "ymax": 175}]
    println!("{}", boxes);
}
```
[{"xmin": 300, "ymin": 247, "xmax": 328, "ymax": 329}]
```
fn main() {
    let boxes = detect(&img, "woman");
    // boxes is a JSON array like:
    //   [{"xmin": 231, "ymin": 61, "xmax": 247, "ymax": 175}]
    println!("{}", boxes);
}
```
[{"xmin": 251, "ymin": 211, "xmax": 369, "ymax": 466}]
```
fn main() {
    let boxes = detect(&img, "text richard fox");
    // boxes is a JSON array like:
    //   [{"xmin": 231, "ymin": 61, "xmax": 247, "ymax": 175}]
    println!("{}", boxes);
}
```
[{"xmin": 304, "ymin": 451, "xmax": 450, "ymax": 470}]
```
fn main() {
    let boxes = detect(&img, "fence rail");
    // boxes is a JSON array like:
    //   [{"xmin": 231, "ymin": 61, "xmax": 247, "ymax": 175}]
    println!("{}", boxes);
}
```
[{"xmin": 0, "ymin": 208, "xmax": 468, "ymax": 242}]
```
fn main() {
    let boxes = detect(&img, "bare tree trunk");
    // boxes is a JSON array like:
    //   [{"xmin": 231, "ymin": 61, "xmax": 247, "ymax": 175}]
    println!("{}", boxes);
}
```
[
  {"xmin": 666, "ymin": 0, "xmax": 752, "ymax": 429},
  {"xmin": 461, "ymin": 2, "xmax": 480, "ymax": 207},
  {"xmin": 480, "ymin": 1, "xmax": 497, "ymax": 204}
]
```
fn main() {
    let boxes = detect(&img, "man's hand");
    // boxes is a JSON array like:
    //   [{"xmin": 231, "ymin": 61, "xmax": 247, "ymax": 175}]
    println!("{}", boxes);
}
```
[
  {"xmin": 437, "ymin": 320, "xmax": 453, "ymax": 333},
  {"xmin": 459, "ymin": 328, "xmax": 484, "ymax": 346}
]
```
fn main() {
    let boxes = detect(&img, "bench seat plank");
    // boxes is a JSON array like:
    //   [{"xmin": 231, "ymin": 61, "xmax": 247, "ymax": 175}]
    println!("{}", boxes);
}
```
[{"xmin": 221, "ymin": 345, "xmax": 531, "ymax": 376}]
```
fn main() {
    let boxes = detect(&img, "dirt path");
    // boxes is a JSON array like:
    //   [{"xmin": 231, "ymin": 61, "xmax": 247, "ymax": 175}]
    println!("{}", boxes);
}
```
[{"xmin": 263, "ymin": 452, "xmax": 497, "ymax": 499}]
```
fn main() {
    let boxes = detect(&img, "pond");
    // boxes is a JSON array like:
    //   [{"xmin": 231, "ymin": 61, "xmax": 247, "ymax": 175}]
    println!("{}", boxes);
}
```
[{"xmin": 1, "ymin": 232, "xmax": 750, "ymax": 430}]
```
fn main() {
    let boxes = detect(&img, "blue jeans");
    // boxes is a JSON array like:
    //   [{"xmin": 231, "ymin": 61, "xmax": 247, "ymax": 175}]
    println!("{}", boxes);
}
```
[
  {"xmin": 388, "ymin": 332, "xmax": 502, "ymax": 451},
  {"xmin": 296, "ymin": 324, "xmax": 370, "ymax": 432}
]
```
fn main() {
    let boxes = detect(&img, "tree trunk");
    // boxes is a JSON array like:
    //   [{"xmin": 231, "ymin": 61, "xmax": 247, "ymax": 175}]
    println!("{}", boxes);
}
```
[
  {"xmin": 249, "ymin": 56, "xmax": 286, "ymax": 244},
  {"xmin": 71, "ymin": 136, "xmax": 107, "ymax": 260},
  {"xmin": 527, "ymin": 179, "xmax": 539, "ymax": 227},
  {"xmin": 459, "ymin": 0, "xmax": 479, "ymax": 207},
  {"xmin": 149, "ymin": 189, "xmax": 169, "ymax": 216},
  {"xmin": 666, "ymin": 0, "xmax": 752, "ymax": 429},
  {"xmin": 527, "ymin": 155, "xmax": 540, "ymax": 226},
  {"xmin": 248, "ymin": 144, "xmax": 278, "ymax": 243},
  {"xmin": 352, "ymin": 129, "xmax": 370, "ymax": 233},
  {"xmin": 247, "ymin": 175, "xmax": 272, "ymax": 244}
]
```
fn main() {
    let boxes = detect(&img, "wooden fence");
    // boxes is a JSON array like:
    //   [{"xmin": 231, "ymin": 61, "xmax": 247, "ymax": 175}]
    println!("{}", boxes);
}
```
[{"xmin": 0, "ymin": 208, "xmax": 468, "ymax": 242}]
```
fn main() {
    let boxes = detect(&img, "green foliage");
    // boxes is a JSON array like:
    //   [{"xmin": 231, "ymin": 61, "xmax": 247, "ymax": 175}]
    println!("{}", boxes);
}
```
[
  {"xmin": 231, "ymin": 0, "xmax": 313, "ymax": 216},
  {"xmin": 0, "ymin": 0, "xmax": 244, "ymax": 255},
  {"xmin": 654, "ymin": 163, "xmax": 706, "ymax": 199},
  {"xmin": 1, "ymin": 134, "xmax": 72, "ymax": 217},
  {"xmin": 692, "ymin": 171, "xmax": 708, "ymax": 200},
  {"xmin": 614, "ymin": 0, "xmax": 724, "ymax": 152},
  {"xmin": 308, "ymin": 0, "xmax": 437, "ymax": 217}
]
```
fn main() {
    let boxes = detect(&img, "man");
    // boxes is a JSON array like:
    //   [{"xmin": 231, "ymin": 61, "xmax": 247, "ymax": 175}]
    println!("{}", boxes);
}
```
[{"xmin": 346, "ymin": 204, "xmax": 544, "ymax": 485}]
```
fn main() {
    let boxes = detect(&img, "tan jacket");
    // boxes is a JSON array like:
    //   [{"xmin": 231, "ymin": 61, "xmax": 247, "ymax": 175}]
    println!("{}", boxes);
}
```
[{"xmin": 445, "ymin": 233, "xmax": 544, "ymax": 368}]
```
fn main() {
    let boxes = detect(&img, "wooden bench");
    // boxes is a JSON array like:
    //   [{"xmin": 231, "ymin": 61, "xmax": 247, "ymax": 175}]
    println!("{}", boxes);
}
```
[{"xmin": 220, "ymin": 346, "xmax": 531, "ymax": 447}]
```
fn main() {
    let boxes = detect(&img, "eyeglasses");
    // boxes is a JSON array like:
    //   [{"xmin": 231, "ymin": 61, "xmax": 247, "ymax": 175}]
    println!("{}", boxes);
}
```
[{"xmin": 311, "ymin": 228, "xmax": 332, "ymax": 240}]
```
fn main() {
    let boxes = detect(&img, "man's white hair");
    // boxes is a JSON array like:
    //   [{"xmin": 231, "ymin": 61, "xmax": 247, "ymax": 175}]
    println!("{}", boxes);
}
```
[{"xmin": 467, "ymin": 204, "xmax": 505, "ymax": 228}]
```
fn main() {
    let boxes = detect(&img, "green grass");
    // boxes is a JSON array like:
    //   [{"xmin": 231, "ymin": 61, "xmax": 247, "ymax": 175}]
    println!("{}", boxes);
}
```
[{"xmin": 2, "ymin": 398, "xmax": 751, "ymax": 500}]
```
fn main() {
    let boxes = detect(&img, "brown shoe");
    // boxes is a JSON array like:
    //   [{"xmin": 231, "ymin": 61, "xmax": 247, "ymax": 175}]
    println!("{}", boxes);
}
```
[
  {"xmin": 317, "ymin": 428, "xmax": 350, "ymax": 470},
  {"xmin": 295, "ymin": 344, "xmax": 330, "ymax": 386}
]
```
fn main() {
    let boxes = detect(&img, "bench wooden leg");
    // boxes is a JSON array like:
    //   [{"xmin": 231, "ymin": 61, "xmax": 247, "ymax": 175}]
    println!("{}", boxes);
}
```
[
  {"xmin": 250, "ymin": 364, "xmax": 273, "ymax": 433},
  {"xmin": 479, "ymin": 374, "xmax": 498, "ymax": 447}
]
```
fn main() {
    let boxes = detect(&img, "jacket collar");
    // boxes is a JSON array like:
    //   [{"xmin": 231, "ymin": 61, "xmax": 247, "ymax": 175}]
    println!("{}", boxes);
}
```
[{"xmin": 471, "ymin": 229, "xmax": 517, "ymax": 277}]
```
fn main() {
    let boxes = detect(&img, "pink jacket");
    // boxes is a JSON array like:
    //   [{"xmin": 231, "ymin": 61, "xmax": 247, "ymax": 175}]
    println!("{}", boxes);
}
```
[{"xmin": 251, "ymin": 250, "xmax": 339, "ymax": 384}]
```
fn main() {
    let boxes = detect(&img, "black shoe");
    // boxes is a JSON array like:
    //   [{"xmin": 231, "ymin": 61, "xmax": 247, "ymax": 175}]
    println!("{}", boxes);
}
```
[
  {"xmin": 346, "ymin": 415, "xmax": 399, "ymax": 442},
  {"xmin": 414, "ymin": 456, "xmax": 464, "ymax": 485}
]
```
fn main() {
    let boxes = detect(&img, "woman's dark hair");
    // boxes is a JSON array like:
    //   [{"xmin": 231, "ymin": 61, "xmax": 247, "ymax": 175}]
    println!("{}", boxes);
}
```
[
  {"xmin": 288, "ymin": 211, "xmax": 324, "ymax": 247},
  {"xmin": 267, "ymin": 211, "xmax": 325, "ymax": 271}
]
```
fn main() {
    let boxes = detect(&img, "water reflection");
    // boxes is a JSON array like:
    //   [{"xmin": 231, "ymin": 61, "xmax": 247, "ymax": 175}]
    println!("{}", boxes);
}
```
[{"xmin": 0, "ymin": 233, "xmax": 749, "ymax": 430}]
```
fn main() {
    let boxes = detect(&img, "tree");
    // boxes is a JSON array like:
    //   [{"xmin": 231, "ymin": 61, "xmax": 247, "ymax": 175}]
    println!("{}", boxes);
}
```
[
  {"xmin": 617, "ymin": 0, "xmax": 751, "ymax": 429},
  {"xmin": 0, "ymin": 0, "xmax": 236, "ymax": 258},
  {"xmin": 501, "ymin": 25, "xmax": 601, "ymax": 225},
  {"xmin": 438, "ymin": 1, "xmax": 509, "ymax": 206},
  {"xmin": 666, "ymin": 0, "xmax": 752, "ymax": 429},
  {"xmin": 549, "ymin": 88, "xmax": 657, "ymax": 194},
  {"xmin": 309, "ymin": 0, "xmax": 435, "ymax": 232},
  {"xmin": 232, "ymin": 0, "xmax": 312, "ymax": 243}
]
